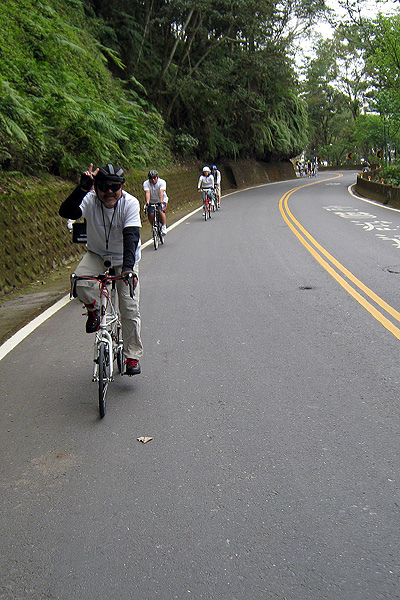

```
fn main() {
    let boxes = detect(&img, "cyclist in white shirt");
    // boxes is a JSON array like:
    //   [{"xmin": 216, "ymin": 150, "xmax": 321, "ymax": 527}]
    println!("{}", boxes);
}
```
[
  {"xmin": 59, "ymin": 163, "xmax": 143, "ymax": 376},
  {"xmin": 143, "ymin": 170, "xmax": 168, "ymax": 235},
  {"xmin": 198, "ymin": 166, "xmax": 215, "ymax": 214}
]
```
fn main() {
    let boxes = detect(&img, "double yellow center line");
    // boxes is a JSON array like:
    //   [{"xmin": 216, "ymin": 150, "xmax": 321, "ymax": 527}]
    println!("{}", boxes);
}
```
[{"xmin": 279, "ymin": 175, "xmax": 400, "ymax": 341}]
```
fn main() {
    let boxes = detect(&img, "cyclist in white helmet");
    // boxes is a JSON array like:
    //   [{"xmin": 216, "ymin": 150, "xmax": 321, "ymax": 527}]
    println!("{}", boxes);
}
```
[{"xmin": 198, "ymin": 166, "xmax": 215, "ymax": 214}]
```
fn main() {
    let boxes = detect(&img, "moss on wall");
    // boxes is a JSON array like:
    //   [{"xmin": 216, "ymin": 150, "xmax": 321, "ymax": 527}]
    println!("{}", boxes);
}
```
[{"xmin": 0, "ymin": 174, "xmax": 85, "ymax": 295}]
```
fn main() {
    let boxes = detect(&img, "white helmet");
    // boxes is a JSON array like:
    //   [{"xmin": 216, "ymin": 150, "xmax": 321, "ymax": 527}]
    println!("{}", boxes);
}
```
[{"xmin": 203, "ymin": 166, "xmax": 210, "ymax": 173}]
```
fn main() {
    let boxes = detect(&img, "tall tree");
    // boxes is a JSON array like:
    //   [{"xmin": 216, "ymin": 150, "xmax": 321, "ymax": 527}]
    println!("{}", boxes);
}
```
[{"xmin": 91, "ymin": 0, "xmax": 327, "ymax": 160}]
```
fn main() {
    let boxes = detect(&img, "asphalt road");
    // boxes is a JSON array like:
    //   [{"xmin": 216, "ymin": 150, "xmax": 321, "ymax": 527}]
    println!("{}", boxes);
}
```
[{"xmin": 1, "ymin": 172, "xmax": 399, "ymax": 600}]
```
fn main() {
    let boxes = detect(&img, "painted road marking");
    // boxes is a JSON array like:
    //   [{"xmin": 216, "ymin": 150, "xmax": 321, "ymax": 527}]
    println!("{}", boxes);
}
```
[
  {"xmin": 279, "ymin": 178, "xmax": 400, "ymax": 341},
  {"xmin": 323, "ymin": 204, "xmax": 400, "ymax": 248},
  {"xmin": 0, "ymin": 295, "xmax": 71, "ymax": 361}
]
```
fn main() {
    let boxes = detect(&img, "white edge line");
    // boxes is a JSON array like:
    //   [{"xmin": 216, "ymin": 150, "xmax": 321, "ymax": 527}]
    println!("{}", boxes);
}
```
[
  {"xmin": 0, "ymin": 295, "xmax": 71, "ymax": 361},
  {"xmin": 348, "ymin": 184, "xmax": 400, "ymax": 212},
  {"xmin": 0, "ymin": 178, "xmax": 293, "ymax": 361}
]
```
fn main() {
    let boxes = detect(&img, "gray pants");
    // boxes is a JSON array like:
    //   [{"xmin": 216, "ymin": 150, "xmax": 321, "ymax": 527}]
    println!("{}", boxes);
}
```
[{"xmin": 75, "ymin": 251, "xmax": 143, "ymax": 360}]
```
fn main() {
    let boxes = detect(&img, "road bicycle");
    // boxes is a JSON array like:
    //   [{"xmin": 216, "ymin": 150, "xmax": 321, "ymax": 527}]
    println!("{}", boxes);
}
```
[
  {"xmin": 201, "ymin": 189, "xmax": 214, "ymax": 221},
  {"xmin": 70, "ymin": 270, "xmax": 135, "ymax": 418},
  {"xmin": 147, "ymin": 202, "xmax": 165, "ymax": 250}
]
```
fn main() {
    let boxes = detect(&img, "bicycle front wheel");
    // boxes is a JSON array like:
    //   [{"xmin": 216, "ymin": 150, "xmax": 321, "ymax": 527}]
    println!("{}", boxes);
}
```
[
  {"xmin": 158, "ymin": 224, "xmax": 164, "ymax": 245},
  {"xmin": 98, "ymin": 341, "xmax": 110, "ymax": 418},
  {"xmin": 116, "ymin": 321, "xmax": 124, "ymax": 374},
  {"xmin": 153, "ymin": 225, "xmax": 159, "ymax": 250}
]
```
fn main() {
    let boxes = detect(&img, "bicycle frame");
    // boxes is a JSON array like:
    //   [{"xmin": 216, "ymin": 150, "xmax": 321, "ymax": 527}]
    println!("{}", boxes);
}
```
[
  {"xmin": 70, "ymin": 271, "xmax": 134, "ymax": 417},
  {"xmin": 202, "ymin": 189, "xmax": 213, "ymax": 219},
  {"xmin": 149, "ymin": 202, "xmax": 164, "ymax": 249},
  {"xmin": 92, "ymin": 278, "xmax": 121, "ymax": 382},
  {"xmin": 70, "ymin": 271, "xmax": 134, "ymax": 378}
]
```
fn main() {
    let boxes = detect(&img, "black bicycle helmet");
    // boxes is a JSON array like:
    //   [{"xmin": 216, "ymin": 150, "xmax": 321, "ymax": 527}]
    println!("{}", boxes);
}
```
[
  {"xmin": 148, "ymin": 169, "xmax": 159, "ymax": 179},
  {"xmin": 94, "ymin": 163, "xmax": 125, "ymax": 184}
]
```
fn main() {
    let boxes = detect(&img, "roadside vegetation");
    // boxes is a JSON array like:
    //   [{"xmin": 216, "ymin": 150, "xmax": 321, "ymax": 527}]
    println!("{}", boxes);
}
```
[
  {"xmin": 0, "ymin": 0, "xmax": 171, "ymax": 176},
  {"xmin": 2, "ymin": 0, "xmax": 399, "ymax": 180},
  {"xmin": 301, "ymin": 2, "xmax": 400, "ymax": 180},
  {"xmin": 0, "ymin": 0, "xmax": 329, "ymax": 178}
]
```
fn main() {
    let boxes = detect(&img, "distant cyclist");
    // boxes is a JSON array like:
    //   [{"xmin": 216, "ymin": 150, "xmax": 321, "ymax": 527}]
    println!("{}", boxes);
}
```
[
  {"xmin": 211, "ymin": 165, "xmax": 221, "ymax": 208},
  {"xmin": 143, "ymin": 170, "xmax": 168, "ymax": 235},
  {"xmin": 198, "ymin": 166, "xmax": 215, "ymax": 213}
]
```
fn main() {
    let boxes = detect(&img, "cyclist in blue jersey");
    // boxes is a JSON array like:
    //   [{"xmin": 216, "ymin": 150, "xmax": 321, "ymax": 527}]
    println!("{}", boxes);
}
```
[{"xmin": 211, "ymin": 165, "xmax": 221, "ymax": 208}]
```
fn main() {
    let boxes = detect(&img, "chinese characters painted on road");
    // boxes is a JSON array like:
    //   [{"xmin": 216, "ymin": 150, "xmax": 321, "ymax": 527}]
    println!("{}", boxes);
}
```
[{"xmin": 323, "ymin": 206, "xmax": 400, "ymax": 249}]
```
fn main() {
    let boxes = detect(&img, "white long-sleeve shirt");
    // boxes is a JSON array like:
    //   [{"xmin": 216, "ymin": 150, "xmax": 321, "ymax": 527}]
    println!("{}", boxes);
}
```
[{"xmin": 198, "ymin": 174, "xmax": 214, "ymax": 189}]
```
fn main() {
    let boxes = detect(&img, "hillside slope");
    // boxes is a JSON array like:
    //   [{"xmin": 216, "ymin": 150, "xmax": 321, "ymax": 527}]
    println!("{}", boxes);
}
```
[{"xmin": 0, "ymin": 0, "xmax": 170, "ymax": 175}]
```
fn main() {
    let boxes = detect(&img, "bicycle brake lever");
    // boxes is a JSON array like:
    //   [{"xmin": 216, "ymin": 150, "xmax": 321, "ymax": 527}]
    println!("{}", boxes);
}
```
[{"xmin": 124, "ymin": 272, "xmax": 135, "ymax": 298}]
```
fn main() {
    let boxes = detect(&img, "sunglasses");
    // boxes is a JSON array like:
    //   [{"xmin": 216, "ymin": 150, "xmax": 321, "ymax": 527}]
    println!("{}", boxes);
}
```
[{"xmin": 97, "ymin": 181, "xmax": 122, "ymax": 192}]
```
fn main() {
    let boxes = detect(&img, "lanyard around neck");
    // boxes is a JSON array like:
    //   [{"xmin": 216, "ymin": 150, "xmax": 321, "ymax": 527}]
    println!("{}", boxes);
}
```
[{"xmin": 101, "ymin": 202, "xmax": 118, "ymax": 251}]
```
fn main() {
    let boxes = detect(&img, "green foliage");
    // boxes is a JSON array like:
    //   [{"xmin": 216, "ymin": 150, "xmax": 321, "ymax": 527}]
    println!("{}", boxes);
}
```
[
  {"xmin": 301, "ymin": 31, "xmax": 369, "ymax": 162},
  {"xmin": 0, "ymin": 0, "xmax": 327, "ymax": 174},
  {"xmin": 379, "ymin": 163, "xmax": 400, "ymax": 187},
  {"xmin": 173, "ymin": 133, "xmax": 199, "ymax": 157},
  {"xmin": 302, "ymin": 8, "xmax": 400, "ymax": 165},
  {"xmin": 353, "ymin": 113, "xmax": 385, "ymax": 161},
  {"xmin": 88, "ymin": 0, "xmax": 322, "ymax": 162},
  {"xmin": 364, "ymin": 13, "xmax": 400, "ymax": 157},
  {"xmin": 0, "ymin": 0, "xmax": 171, "ymax": 175}
]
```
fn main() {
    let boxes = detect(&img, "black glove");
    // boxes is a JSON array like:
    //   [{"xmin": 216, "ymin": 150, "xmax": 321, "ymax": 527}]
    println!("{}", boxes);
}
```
[{"xmin": 80, "ymin": 172, "xmax": 94, "ymax": 191}]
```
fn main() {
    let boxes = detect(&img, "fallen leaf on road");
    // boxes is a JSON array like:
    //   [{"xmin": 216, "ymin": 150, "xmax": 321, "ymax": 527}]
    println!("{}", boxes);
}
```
[{"xmin": 137, "ymin": 436, "xmax": 153, "ymax": 444}]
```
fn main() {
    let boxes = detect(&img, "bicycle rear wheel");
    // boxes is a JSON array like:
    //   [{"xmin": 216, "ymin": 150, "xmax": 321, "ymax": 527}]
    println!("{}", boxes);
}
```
[{"xmin": 98, "ymin": 341, "xmax": 110, "ymax": 418}]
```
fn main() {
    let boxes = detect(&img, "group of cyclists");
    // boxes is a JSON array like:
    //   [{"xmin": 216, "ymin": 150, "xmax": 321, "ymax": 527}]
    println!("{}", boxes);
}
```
[
  {"xmin": 296, "ymin": 159, "xmax": 318, "ymax": 178},
  {"xmin": 197, "ymin": 165, "xmax": 221, "ymax": 213},
  {"xmin": 143, "ymin": 164, "xmax": 222, "ymax": 231},
  {"xmin": 59, "ymin": 162, "xmax": 222, "ymax": 378}
]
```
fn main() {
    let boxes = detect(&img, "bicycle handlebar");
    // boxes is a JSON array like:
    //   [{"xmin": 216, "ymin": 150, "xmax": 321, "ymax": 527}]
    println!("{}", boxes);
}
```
[
  {"xmin": 144, "ymin": 202, "xmax": 165, "ymax": 215},
  {"xmin": 70, "ymin": 272, "xmax": 136, "ymax": 299}
]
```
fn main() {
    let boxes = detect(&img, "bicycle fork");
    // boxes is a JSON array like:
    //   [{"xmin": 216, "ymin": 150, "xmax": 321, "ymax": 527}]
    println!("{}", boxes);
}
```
[{"xmin": 93, "ymin": 330, "xmax": 114, "ymax": 382}]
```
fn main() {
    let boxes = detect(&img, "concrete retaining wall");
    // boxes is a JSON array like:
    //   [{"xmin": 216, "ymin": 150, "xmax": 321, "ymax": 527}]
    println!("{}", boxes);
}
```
[{"xmin": 354, "ymin": 175, "xmax": 400, "ymax": 210}]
